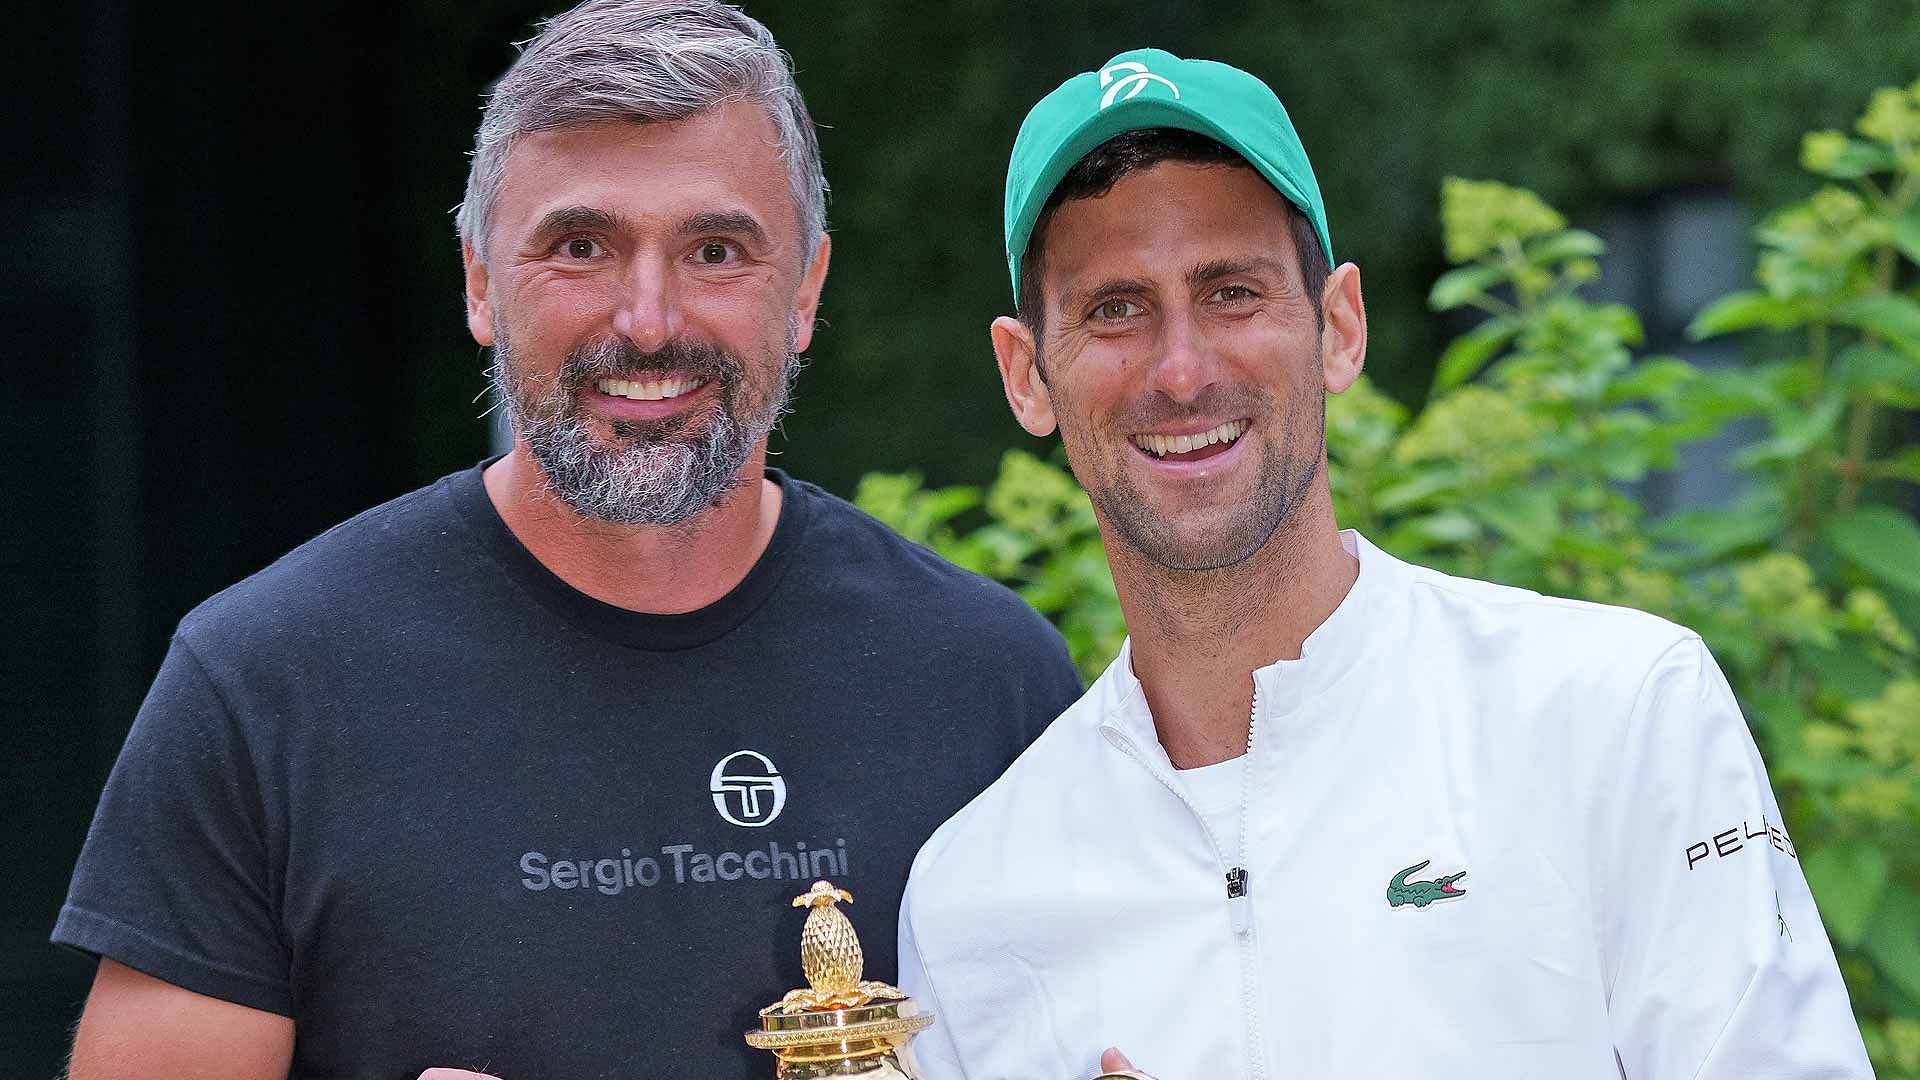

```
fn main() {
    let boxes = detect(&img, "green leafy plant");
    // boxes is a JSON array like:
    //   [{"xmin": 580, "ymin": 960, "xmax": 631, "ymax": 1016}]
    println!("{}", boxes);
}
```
[{"xmin": 857, "ymin": 80, "xmax": 1920, "ymax": 1071}]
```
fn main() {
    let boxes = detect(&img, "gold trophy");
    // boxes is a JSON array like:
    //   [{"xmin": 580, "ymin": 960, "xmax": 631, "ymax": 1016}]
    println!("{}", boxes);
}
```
[{"xmin": 746, "ymin": 880, "xmax": 936, "ymax": 1078}]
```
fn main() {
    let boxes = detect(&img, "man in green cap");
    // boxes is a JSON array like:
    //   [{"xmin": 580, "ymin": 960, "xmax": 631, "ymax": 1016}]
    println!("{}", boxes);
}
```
[{"xmin": 896, "ymin": 49, "xmax": 1869, "ymax": 1079}]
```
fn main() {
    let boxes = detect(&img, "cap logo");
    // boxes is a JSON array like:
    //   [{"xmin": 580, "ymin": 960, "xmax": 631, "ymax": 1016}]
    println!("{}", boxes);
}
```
[{"xmin": 1098, "ymin": 61, "xmax": 1180, "ymax": 109}]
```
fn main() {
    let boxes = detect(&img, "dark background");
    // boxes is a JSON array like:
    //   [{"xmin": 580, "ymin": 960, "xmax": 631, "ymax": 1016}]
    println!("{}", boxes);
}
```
[{"xmin": 7, "ymin": 2, "xmax": 1918, "ymax": 1075}]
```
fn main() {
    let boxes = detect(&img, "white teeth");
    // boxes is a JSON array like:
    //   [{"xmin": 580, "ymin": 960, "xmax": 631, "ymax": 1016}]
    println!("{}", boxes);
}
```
[
  {"xmin": 595, "ymin": 377, "xmax": 705, "ymax": 401},
  {"xmin": 1132, "ymin": 419, "xmax": 1249, "ymax": 458}
]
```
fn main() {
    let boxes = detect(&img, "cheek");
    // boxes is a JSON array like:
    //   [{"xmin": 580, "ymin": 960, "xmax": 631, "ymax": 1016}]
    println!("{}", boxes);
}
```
[
  {"xmin": 1079, "ymin": 373, "xmax": 1152, "ymax": 436},
  {"xmin": 1046, "ymin": 339, "xmax": 1133, "ymax": 407},
  {"xmin": 688, "ymin": 278, "xmax": 797, "ymax": 349},
  {"xmin": 503, "ymin": 277, "xmax": 615, "ymax": 342},
  {"xmin": 1048, "ymin": 383, "xmax": 1128, "ymax": 465}
]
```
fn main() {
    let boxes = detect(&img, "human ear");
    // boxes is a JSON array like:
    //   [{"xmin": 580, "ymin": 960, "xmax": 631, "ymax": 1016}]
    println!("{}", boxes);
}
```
[
  {"xmin": 791, "ymin": 234, "xmax": 832, "ymax": 353},
  {"xmin": 991, "ymin": 315, "xmax": 1055, "ymax": 437},
  {"xmin": 1319, "ymin": 263, "xmax": 1366, "ymax": 393},
  {"xmin": 462, "ymin": 244, "xmax": 494, "ymax": 347}
]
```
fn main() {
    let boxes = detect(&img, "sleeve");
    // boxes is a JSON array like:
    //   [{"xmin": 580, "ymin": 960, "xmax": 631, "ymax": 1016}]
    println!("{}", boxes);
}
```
[
  {"xmin": 51, "ymin": 634, "xmax": 293, "ymax": 1015},
  {"xmin": 1600, "ymin": 637, "xmax": 1872, "ymax": 1078},
  {"xmin": 899, "ymin": 880, "xmax": 971, "ymax": 1080}
]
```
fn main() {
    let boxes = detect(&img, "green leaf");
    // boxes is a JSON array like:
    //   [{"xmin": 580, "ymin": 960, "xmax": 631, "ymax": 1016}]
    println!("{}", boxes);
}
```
[
  {"xmin": 1375, "ymin": 469, "xmax": 1466, "ymax": 513},
  {"xmin": 951, "ymin": 524, "xmax": 1034, "ymax": 574},
  {"xmin": 1385, "ymin": 511, "xmax": 1482, "ymax": 551},
  {"xmin": 1826, "ymin": 506, "xmax": 1920, "ymax": 595},
  {"xmin": 1833, "ymin": 345, "xmax": 1916, "ymax": 388},
  {"xmin": 855, "ymin": 472, "xmax": 971, "ymax": 542},
  {"xmin": 1834, "ymin": 345, "xmax": 1920, "ymax": 407},
  {"xmin": 1865, "ymin": 883, "xmax": 1920, "ymax": 1002},
  {"xmin": 1895, "ymin": 206, "xmax": 1920, "ymax": 264},
  {"xmin": 1600, "ymin": 303, "xmax": 1646, "ymax": 346},
  {"xmin": 1593, "ymin": 433, "xmax": 1654, "ymax": 481},
  {"xmin": 1665, "ymin": 366, "xmax": 1781, "ymax": 431},
  {"xmin": 1433, "ymin": 315, "xmax": 1521, "ymax": 391},
  {"xmin": 1652, "ymin": 496, "xmax": 1786, "ymax": 561},
  {"xmin": 1800, "ymin": 842, "xmax": 1890, "ymax": 947},
  {"xmin": 1605, "ymin": 358, "xmax": 1700, "ymax": 405},
  {"xmin": 1795, "ymin": 643, "xmax": 1893, "ymax": 700},
  {"xmin": 1811, "ymin": 140, "xmax": 1898, "ymax": 179},
  {"xmin": 1523, "ymin": 229, "xmax": 1605, "ymax": 265},
  {"xmin": 1835, "ymin": 294, "xmax": 1920, "ymax": 357},
  {"xmin": 918, "ymin": 486, "xmax": 983, "ymax": 524},
  {"xmin": 1733, "ymin": 394, "xmax": 1846, "ymax": 467},
  {"xmin": 1688, "ymin": 290, "xmax": 1799, "ymax": 339},
  {"xmin": 1467, "ymin": 487, "xmax": 1561, "ymax": 554},
  {"xmin": 1428, "ymin": 262, "xmax": 1509, "ymax": 311}
]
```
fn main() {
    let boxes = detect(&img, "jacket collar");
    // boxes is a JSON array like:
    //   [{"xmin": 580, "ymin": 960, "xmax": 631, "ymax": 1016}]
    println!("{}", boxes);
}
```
[{"xmin": 1094, "ymin": 530, "xmax": 1395, "ymax": 755}]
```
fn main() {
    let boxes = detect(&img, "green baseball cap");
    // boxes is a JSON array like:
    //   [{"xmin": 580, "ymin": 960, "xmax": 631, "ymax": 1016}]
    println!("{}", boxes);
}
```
[{"xmin": 1003, "ymin": 47, "xmax": 1333, "ymax": 302}]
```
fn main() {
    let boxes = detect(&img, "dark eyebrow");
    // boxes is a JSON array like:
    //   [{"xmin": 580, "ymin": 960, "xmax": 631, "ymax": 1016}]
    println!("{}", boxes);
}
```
[
  {"xmin": 526, "ymin": 205, "xmax": 622, "ymax": 249},
  {"xmin": 1187, "ymin": 256, "xmax": 1288, "ymax": 289},
  {"xmin": 679, "ymin": 210, "xmax": 768, "ymax": 248},
  {"xmin": 527, "ymin": 206, "xmax": 624, "ymax": 247}
]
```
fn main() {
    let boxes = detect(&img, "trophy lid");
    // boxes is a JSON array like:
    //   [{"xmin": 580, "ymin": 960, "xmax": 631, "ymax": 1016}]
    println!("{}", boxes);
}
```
[{"xmin": 745, "ymin": 881, "xmax": 935, "ymax": 1053}]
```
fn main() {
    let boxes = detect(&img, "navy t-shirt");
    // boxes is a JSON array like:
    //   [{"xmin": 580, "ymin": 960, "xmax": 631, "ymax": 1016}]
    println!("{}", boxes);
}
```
[{"xmin": 54, "ymin": 464, "xmax": 1082, "ymax": 1079}]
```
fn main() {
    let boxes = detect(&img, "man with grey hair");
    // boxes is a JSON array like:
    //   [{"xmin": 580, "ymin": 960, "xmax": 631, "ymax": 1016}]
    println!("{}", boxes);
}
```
[{"xmin": 52, "ymin": 3, "xmax": 1080, "ymax": 1078}]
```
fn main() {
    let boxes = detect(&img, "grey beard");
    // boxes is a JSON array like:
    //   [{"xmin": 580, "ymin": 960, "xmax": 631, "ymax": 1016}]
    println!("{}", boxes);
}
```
[{"xmin": 491, "ymin": 329, "xmax": 800, "ymax": 527}]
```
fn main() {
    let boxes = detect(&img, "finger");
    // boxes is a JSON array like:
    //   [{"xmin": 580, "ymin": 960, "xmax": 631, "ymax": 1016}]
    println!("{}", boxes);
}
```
[
  {"xmin": 417, "ymin": 1071, "xmax": 506, "ymax": 1080},
  {"xmin": 1100, "ymin": 1047, "xmax": 1134, "ymax": 1073}
]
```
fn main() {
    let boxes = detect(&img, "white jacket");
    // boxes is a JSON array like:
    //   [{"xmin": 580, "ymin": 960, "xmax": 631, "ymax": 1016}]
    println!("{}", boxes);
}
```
[{"xmin": 899, "ymin": 532, "xmax": 1870, "ymax": 1079}]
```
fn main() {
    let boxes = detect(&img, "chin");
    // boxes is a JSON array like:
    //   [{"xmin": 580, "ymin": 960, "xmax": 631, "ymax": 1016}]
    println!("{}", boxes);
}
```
[{"xmin": 1107, "ymin": 509, "xmax": 1266, "ymax": 572}]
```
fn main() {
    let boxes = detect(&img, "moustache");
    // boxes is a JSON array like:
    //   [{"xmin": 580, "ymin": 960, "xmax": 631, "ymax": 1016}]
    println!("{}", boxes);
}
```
[
  {"xmin": 1110, "ymin": 384, "xmax": 1269, "ymax": 432},
  {"xmin": 557, "ymin": 337, "xmax": 741, "ymax": 393}
]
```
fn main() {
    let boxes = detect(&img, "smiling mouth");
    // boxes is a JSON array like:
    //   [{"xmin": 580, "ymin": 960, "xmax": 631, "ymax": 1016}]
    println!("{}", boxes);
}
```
[
  {"xmin": 1131, "ymin": 419, "xmax": 1249, "ymax": 462},
  {"xmin": 593, "ymin": 376, "xmax": 710, "ymax": 401}
]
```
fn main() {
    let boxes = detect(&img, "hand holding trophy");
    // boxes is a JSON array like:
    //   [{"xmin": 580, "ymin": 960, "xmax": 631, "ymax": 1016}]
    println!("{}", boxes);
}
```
[{"xmin": 745, "ymin": 881, "xmax": 936, "ymax": 1078}]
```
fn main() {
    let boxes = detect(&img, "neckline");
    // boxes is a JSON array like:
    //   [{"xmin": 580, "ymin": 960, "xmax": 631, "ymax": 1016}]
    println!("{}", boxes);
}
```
[
  {"xmin": 1248, "ymin": 529, "xmax": 1378, "ymax": 710},
  {"xmin": 1174, "ymin": 752, "xmax": 1248, "ymax": 813},
  {"xmin": 447, "ymin": 461, "xmax": 815, "ymax": 652},
  {"xmin": 1101, "ymin": 529, "xmax": 1385, "ymax": 747}
]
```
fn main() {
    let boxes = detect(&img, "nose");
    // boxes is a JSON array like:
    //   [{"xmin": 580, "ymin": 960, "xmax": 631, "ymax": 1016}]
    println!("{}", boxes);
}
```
[
  {"xmin": 1147, "ymin": 303, "xmax": 1222, "ymax": 404},
  {"xmin": 610, "ymin": 257, "xmax": 683, "ymax": 353}
]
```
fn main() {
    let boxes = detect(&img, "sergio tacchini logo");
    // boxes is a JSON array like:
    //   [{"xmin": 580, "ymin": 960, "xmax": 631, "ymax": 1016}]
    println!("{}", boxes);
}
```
[
  {"xmin": 711, "ymin": 749, "xmax": 787, "ymax": 827},
  {"xmin": 1099, "ymin": 60, "xmax": 1180, "ymax": 109}
]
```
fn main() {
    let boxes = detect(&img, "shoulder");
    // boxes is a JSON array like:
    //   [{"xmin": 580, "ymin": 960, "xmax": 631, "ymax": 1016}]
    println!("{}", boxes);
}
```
[
  {"xmin": 176, "ymin": 469, "xmax": 473, "ymax": 657},
  {"xmin": 1382, "ymin": 542, "xmax": 1701, "ymax": 693},
  {"xmin": 1365, "ymin": 539, "xmax": 1733, "ymax": 798},
  {"xmin": 906, "ymin": 674, "xmax": 1107, "ymax": 891},
  {"xmin": 783, "ymin": 476, "xmax": 1072, "ymax": 656}
]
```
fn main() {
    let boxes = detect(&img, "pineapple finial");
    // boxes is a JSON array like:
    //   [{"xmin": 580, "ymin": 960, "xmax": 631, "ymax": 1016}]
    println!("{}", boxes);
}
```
[
  {"xmin": 795, "ymin": 880, "xmax": 862, "ymax": 995},
  {"xmin": 760, "ymin": 879, "xmax": 908, "ymax": 1015}
]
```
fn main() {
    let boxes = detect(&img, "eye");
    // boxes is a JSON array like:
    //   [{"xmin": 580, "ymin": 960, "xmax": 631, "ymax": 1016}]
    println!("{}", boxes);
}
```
[
  {"xmin": 1093, "ymin": 298, "xmax": 1141, "ymax": 321},
  {"xmin": 559, "ymin": 236, "xmax": 604, "ymax": 260},
  {"xmin": 694, "ymin": 241, "xmax": 738, "ymax": 265},
  {"xmin": 1212, "ymin": 284, "xmax": 1257, "ymax": 302}
]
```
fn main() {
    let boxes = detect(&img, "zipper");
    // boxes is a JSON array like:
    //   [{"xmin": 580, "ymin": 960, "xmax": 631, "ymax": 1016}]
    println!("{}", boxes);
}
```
[
  {"xmin": 1102, "ymin": 683, "xmax": 1267, "ymax": 1080},
  {"xmin": 1238, "ymin": 685, "xmax": 1266, "ymax": 1080}
]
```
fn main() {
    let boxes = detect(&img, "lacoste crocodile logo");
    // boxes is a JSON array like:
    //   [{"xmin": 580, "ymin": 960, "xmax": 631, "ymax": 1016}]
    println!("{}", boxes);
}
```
[{"xmin": 1387, "ymin": 859, "xmax": 1467, "ymax": 909}]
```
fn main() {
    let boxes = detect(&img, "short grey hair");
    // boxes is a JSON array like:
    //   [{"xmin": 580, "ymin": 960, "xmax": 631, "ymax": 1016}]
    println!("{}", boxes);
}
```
[{"xmin": 456, "ymin": 0, "xmax": 828, "ymax": 263}]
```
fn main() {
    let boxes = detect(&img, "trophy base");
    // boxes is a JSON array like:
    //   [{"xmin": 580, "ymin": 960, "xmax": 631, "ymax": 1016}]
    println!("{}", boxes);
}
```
[{"xmin": 748, "ymin": 999, "xmax": 934, "ymax": 1080}]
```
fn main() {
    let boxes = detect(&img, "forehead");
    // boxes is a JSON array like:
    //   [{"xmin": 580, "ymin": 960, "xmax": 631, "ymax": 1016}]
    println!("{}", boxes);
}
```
[
  {"xmin": 1041, "ymin": 162, "xmax": 1300, "ymax": 287},
  {"xmin": 489, "ymin": 102, "xmax": 798, "ymax": 245}
]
